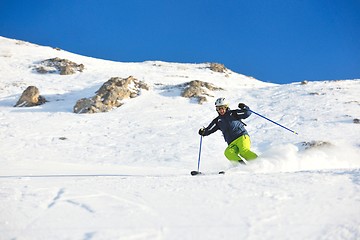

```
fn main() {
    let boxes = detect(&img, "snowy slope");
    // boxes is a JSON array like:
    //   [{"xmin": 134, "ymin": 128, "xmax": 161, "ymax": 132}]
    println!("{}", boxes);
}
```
[{"xmin": 0, "ymin": 36, "xmax": 359, "ymax": 240}]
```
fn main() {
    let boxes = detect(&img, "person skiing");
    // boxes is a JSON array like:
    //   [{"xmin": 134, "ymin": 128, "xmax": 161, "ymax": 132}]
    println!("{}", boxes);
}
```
[{"xmin": 198, "ymin": 97, "xmax": 258, "ymax": 163}]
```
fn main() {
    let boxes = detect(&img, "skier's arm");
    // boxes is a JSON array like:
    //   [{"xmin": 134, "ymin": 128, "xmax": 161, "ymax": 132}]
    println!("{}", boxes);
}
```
[
  {"xmin": 199, "ymin": 118, "xmax": 219, "ymax": 136},
  {"xmin": 234, "ymin": 103, "xmax": 252, "ymax": 119}
]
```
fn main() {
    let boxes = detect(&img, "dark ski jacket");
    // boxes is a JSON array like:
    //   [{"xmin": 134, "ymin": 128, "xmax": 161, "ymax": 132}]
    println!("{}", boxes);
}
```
[{"xmin": 202, "ymin": 108, "xmax": 252, "ymax": 145}]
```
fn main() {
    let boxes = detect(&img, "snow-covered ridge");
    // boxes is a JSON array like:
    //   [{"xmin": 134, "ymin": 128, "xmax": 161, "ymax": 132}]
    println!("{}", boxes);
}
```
[{"xmin": 1, "ymin": 36, "xmax": 359, "ymax": 240}]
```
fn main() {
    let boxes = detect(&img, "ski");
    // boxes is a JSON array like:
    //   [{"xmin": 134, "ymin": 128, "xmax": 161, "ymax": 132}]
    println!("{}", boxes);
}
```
[
  {"xmin": 191, "ymin": 171, "xmax": 201, "ymax": 175},
  {"xmin": 191, "ymin": 171, "xmax": 225, "ymax": 176}
]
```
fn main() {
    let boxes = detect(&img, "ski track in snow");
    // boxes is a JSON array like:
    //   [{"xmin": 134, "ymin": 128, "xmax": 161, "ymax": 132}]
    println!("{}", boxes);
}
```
[{"xmin": 1, "ymin": 36, "xmax": 360, "ymax": 239}]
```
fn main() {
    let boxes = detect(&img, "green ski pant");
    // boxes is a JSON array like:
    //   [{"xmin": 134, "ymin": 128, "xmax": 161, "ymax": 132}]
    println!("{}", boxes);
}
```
[{"xmin": 224, "ymin": 135, "xmax": 258, "ymax": 161}]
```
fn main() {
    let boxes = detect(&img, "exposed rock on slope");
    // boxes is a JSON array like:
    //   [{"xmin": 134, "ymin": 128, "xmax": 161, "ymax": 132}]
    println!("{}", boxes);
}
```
[
  {"xmin": 14, "ymin": 86, "xmax": 47, "ymax": 107},
  {"xmin": 181, "ymin": 80, "xmax": 224, "ymax": 104},
  {"xmin": 209, "ymin": 62, "xmax": 227, "ymax": 73},
  {"xmin": 299, "ymin": 141, "xmax": 333, "ymax": 150},
  {"xmin": 34, "ymin": 57, "xmax": 85, "ymax": 75},
  {"xmin": 73, "ymin": 76, "xmax": 149, "ymax": 113}
]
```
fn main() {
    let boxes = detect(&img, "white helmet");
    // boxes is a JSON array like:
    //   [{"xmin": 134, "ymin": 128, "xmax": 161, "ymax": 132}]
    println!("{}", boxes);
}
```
[{"xmin": 215, "ymin": 97, "xmax": 229, "ymax": 107}]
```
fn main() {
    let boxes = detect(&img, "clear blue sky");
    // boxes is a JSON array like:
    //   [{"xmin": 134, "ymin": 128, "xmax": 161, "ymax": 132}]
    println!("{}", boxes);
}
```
[{"xmin": 1, "ymin": 0, "xmax": 359, "ymax": 84}]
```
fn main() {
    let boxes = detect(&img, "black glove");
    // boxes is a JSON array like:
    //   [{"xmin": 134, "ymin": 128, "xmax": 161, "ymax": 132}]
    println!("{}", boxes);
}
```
[
  {"xmin": 238, "ymin": 103, "xmax": 249, "ymax": 110},
  {"xmin": 198, "ymin": 128, "xmax": 206, "ymax": 136}
]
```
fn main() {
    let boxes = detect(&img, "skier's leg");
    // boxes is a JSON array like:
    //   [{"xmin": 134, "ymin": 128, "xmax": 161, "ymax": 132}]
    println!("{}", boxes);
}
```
[
  {"xmin": 224, "ymin": 144, "xmax": 242, "ymax": 161},
  {"xmin": 236, "ymin": 135, "xmax": 258, "ymax": 161}
]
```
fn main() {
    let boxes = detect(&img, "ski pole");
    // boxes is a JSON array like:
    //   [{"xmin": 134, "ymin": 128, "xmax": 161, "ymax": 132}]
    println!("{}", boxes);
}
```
[
  {"xmin": 197, "ymin": 135, "xmax": 203, "ymax": 172},
  {"xmin": 191, "ymin": 135, "xmax": 203, "ymax": 175},
  {"xmin": 249, "ymin": 109, "xmax": 298, "ymax": 135}
]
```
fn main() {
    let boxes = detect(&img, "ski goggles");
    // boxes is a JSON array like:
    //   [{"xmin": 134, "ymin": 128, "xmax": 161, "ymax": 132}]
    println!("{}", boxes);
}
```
[{"xmin": 216, "ymin": 106, "xmax": 227, "ymax": 111}]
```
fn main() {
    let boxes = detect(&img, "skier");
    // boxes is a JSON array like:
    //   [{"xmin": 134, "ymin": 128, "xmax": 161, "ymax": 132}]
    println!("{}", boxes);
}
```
[{"xmin": 198, "ymin": 97, "xmax": 258, "ymax": 163}]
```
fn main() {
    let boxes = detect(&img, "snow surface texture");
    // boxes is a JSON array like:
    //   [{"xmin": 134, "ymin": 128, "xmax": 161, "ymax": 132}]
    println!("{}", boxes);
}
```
[{"xmin": 1, "ymin": 36, "xmax": 360, "ymax": 240}]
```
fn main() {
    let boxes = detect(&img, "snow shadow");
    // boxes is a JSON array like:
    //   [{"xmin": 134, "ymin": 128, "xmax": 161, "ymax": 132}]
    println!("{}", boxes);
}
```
[{"xmin": 155, "ymin": 83, "xmax": 183, "ymax": 98}]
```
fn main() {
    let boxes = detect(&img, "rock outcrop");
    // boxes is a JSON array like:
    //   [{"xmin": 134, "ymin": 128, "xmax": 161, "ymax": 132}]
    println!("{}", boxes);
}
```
[
  {"xmin": 35, "ymin": 57, "xmax": 84, "ymax": 75},
  {"xmin": 14, "ymin": 86, "xmax": 46, "ymax": 107},
  {"xmin": 209, "ymin": 63, "xmax": 227, "ymax": 73},
  {"xmin": 181, "ymin": 80, "xmax": 223, "ymax": 104},
  {"xmin": 73, "ymin": 76, "xmax": 149, "ymax": 113}
]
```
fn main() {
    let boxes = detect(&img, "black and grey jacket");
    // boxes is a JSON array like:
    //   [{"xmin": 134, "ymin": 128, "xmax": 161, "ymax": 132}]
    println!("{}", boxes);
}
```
[{"xmin": 202, "ymin": 108, "xmax": 252, "ymax": 145}]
